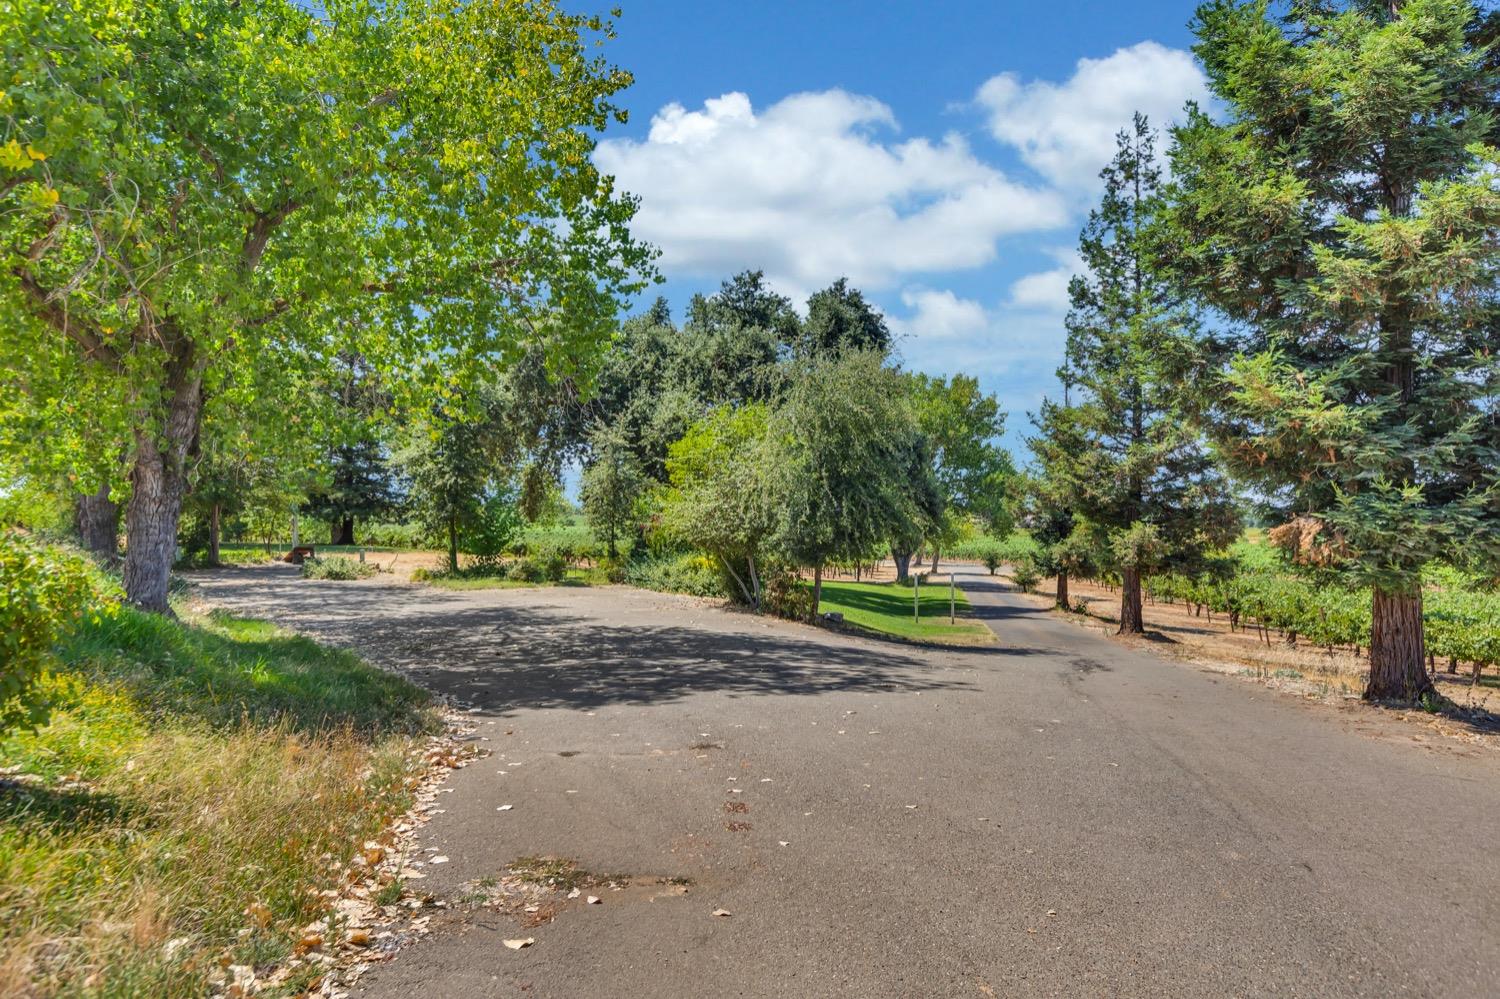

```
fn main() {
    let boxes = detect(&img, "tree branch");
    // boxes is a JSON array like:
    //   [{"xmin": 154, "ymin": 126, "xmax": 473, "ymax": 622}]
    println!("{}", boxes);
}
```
[{"xmin": 12, "ymin": 267, "xmax": 124, "ymax": 371}]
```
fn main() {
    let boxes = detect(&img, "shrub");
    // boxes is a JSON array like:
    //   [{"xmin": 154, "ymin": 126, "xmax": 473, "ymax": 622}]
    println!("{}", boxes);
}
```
[
  {"xmin": 1011, "ymin": 558, "xmax": 1041, "ymax": 594},
  {"xmin": 301, "ymin": 555, "xmax": 376, "ymax": 581},
  {"xmin": 0, "ymin": 535, "xmax": 113, "ymax": 733},
  {"xmin": 761, "ymin": 569, "xmax": 813, "ymax": 620},
  {"xmin": 463, "ymin": 495, "xmax": 523, "ymax": 572},
  {"xmin": 983, "ymin": 551, "xmax": 1002, "ymax": 575},
  {"xmin": 626, "ymin": 552, "xmax": 725, "ymax": 598}
]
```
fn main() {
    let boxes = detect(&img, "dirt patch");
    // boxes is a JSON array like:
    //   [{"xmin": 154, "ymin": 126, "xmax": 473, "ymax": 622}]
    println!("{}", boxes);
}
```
[{"xmin": 1012, "ymin": 572, "xmax": 1499, "ymax": 745}]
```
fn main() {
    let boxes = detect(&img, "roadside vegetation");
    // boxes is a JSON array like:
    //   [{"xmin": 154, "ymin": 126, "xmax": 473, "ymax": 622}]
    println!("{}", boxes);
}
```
[{"xmin": 0, "ymin": 537, "xmax": 441, "ymax": 996}]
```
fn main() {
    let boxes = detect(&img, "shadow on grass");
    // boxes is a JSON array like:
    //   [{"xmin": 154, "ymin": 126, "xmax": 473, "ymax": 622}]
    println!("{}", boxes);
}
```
[
  {"xmin": 0, "ymin": 781, "xmax": 139, "ymax": 836},
  {"xmin": 54, "ymin": 603, "xmax": 437, "ymax": 739}
]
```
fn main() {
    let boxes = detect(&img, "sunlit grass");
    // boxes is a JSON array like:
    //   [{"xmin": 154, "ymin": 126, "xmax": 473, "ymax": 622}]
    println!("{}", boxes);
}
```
[
  {"xmin": 815, "ymin": 579, "xmax": 995, "ymax": 646},
  {"xmin": 0, "ymin": 604, "xmax": 441, "ymax": 997}
]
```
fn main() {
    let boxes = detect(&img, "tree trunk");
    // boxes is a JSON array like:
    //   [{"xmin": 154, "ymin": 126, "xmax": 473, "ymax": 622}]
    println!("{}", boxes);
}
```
[
  {"xmin": 73, "ymin": 483, "xmax": 120, "ymax": 558},
  {"xmin": 447, "ymin": 515, "xmax": 459, "ymax": 574},
  {"xmin": 930, "ymin": 546, "xmax": 940, "ymax": 575},
  {"xmin": 811, "ymin": 565, "xmax": 823, "ymax": 621},
  {"xmin": 891, "ymin": 550, "xmax": 912, "ymax": 584},
  {"xmin": 1055, "ymin": 569, "xmax": 1070, "ymax": 610},
  {"xmin": 122, "ymin": 342, "xmax": 204, "ymax": 613},
  {"xmin": 1367, "ymin": 587, "xmax": 1432, "ymax": 701},
  {"xmin": 1118, "ymin": 567, "xmax": 1144, "ymax": 635},
  {"xmin": 209, "ymin": 502, "xmax": 222, "ymax": 566},
  {"xmin": 331, "ymin": 516, "xmax": 355, "ymax": 546}
]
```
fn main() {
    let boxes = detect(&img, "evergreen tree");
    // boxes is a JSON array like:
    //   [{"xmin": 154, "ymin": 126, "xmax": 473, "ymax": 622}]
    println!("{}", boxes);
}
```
[
  {"xmin": 1167, "ymin": 0, "xmax": 1500, "ymax": 698},
  {"xmin": 1055, "ymin": 114, "xmax": 1238, "ymax": 634},
  {"xmin": 580, "ymin": 422, "xmax": 646, "ymax": 559},
  {"xmin": 799, "ymin": 278, "xmax": 892, "ymax": 357}
]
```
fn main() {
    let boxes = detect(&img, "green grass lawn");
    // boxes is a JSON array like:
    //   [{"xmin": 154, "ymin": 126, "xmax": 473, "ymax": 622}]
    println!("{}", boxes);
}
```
[
  {"xmin": 0, "ymin": 600, "xmax": 442, "ymax": 996},
  {"xmin": 814, "ymin": 579, "xmax": 995, "ymax": 646}
]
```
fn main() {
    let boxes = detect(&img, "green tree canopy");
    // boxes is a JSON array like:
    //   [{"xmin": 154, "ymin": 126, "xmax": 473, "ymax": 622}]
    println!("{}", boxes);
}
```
[
  {"xmin": 1051, "ymin": 114, "xmax": 1239, "ymax": 633},
  {"xmin": 1166, "ymin": 0, "xmax": 1500, "ymax": 697},
  {"xmin": 2, "ymin": 0, "xmax": 652, "ymax": 610}
]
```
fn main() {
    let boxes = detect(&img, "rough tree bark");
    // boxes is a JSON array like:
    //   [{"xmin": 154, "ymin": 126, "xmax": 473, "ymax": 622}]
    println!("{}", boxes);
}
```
[
  {"xmin": 73, "ymin": 483, "xmax": 120, "ymax": 558},
  {"xmin": 1055, "ymin": 569, "xmax": 1070, "ymax": 611},
  {"xmin": 930, "ymin": 546, "xmax": 941, "ymax": 575},
  {"xmin": 446, "ymin": 515, "xmax": 459, "ymax": 574},
  {"xmin": 811, "ymin": 565, "xmax": 823, "ymax": 621},
  {"xmin": 1118, "ymin": 566, "xmax": 1144, "ymax": 635},
  {"xmin": 891, "ymin": 549, "xmax": 912, "ymax": 584},
  {"xmin": 331, "ymin": 517, "xmax": 355, "ymax": 546},
  {"xmin": 122, "ymin": 340, "xmax": 205, "ymax": 613},
  {"xmin": 1367, "ymin": 587, "xmax": 1433, "ymax": 701}
]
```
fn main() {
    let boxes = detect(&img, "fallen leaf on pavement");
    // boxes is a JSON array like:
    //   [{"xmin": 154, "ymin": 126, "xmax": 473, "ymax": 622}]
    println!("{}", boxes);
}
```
[
  {"xmin": 497, "ymin": 805, "xmax": 513, "ymax": 811},
  {"xmin": 503, "ymin": 938, "xmax": 535, "ymax": 950},
  {"xmin": 711, "ymin": 908, "xmax": 732, "ymax": 917},
  {"xmin": 587, "ymin": 896, "xmax": 600, "ymax": 905}
]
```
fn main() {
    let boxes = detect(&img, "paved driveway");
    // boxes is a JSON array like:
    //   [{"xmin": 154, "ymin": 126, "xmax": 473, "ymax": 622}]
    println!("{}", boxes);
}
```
[{"xmin": 196, "ymin": 565, "xmax": 1500, "ymax": 998}]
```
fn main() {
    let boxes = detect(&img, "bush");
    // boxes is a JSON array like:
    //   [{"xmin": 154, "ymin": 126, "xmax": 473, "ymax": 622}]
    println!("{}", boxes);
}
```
[
  {"xmin": 301, "ymin": 555, "xmax": 376, "ymax": 580},
  {"xmin": 626, "ymin": 552, "xmax": 725, "ymax": 598},
  {"xmin": 356, "ymin": 521, "xmax": 439, "ymax": 550},
  {"xmin": 1011, "ymin": 558, "xmax": 1041, "ymax": 594},
  {"xmin": 0, "ymin": 535, "xmax": 114, "ymax": 733},
  {"xmin": 983, "ymin": 551, "xmax": 1002, "ymax": 575},
  {"xmin": 463, "ymin": 495, "xmax": 523, "ymax": 572},
  {"xmin": 762, "ymin": 569, "xmax": 813, "ymax": 620}
]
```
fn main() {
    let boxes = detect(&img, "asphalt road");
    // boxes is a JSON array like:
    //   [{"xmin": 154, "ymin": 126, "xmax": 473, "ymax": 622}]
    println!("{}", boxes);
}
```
[{"xmin": 197, "ymin": 565, "xmax": 1500, "ymax": 998}]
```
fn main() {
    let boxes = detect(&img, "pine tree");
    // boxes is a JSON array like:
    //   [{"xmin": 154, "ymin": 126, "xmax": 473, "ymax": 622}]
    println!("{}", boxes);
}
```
[
  {"xmin": 1167, "ymin": 0, "xmax": 1500, "ymax": 699},
  {"xmin": 1054, "ymin": 114, "xmax": 1239, "ymax": 634}
]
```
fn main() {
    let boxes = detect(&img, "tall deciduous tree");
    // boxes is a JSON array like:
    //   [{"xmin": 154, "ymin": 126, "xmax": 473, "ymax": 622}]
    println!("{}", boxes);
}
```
[
  {"xmin": 771, "ymin": 351, "xmax": 939, "ymax": 618},
  {"xmin": 1, "ymin": 0, "xmax": 651, "ymax": 610},
  {"xmin": 908, "ymin": 373, "xmax": 1014, "ymax": 572},
  {"xmin": 1167, "ymin": 0, "xmax": 1500, "ymax": 698},
  {"xmin": 1058, "ymin": 114, "xmax": 1238, "ymax": 634},
  {"xmin": 658, "ymin": 404, "xmax": 778, "ymax": 607}
]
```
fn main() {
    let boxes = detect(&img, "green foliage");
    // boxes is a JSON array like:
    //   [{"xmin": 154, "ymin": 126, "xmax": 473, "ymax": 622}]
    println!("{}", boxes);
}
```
[
  {"xmin": 770, "ymin": 351, "xmax": 940, "ymax": 596},
  {"xmin": 0, "ymin": 536, "xmax": 115, "ymax": 733},
  {"xmin": 300, "ymin": 555, "xmax": 376, "ymax": 581},
  {"xmin": 797, "ymin": 278, "xmax": 892, "ymax": 358},
  {"xmin": 580, "ymin": 423, "xmax": 647, "ymax": 558},
  {"xmin": 1168, "ymin": 1, "xmax": 1500, "ymax": 598},
  {"xmin": 625, "ymin": 552, "xmax": 726, "ymax": 598},
  {"xmin": 2, "ymin": 0, "xmax": 653, "ymax": 607},
  {"xmin": 1010, "ymin": 559, "xmax": 1042, "ymax": 594},
  {"xmin": 908, "ymin": 372, "xmax": 1014, "ymax": 534},
  {"xmin": 464, "ymin": 494, "xmax": 524, "ymax": 572},
  {"xmin": 1035, "ymin": 114, "xmax": 1239, "ymax": 595},
  {"xmin": 657, "ymin": 404, "xmax": 776, "ymax": 605}
]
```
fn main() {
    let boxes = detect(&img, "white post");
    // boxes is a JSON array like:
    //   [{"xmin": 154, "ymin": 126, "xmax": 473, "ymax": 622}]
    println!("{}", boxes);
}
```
[
  {"xmin": 914, "ymin": 574, "xmax": 920, "ymax": 623},
  {"xmin": 950, "ymin": 573, "xmax": 956, "ymax": 624}
]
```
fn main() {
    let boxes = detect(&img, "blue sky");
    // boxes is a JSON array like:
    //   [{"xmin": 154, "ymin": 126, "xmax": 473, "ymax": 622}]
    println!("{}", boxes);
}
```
[{"xmin": 591, "ymin": 1, "xmax": 1213, "ymax": 459}]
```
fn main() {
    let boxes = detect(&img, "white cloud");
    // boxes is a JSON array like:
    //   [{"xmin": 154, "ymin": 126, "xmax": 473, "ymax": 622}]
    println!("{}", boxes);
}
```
[
  {"xmin": 595, "ymin": 90, "xmax": 1069, "ymax": 294},
  {"xmin": 976, "ymin": 41, "xmax": 1209, "ymax": 193},
  {"xmin": 900, "ymin": 288, "xmax": 990, "ymax": 341},
  {"xmin": 1007, "ymin": 249, "xmax": 1084, "ymax": 313}
]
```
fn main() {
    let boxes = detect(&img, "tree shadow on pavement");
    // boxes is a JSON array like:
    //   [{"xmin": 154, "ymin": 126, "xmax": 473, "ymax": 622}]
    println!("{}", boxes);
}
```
[{"xmin": 191, "ymin": 567, "xmax": 975, "ymax": 715}]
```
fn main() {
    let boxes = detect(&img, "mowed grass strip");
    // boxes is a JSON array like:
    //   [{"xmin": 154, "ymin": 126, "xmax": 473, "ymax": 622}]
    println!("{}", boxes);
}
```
[
  {"xmin": 0, "ymin": 604, "xmax": 442, "ymax": 998},
  {"xmin": 815, "ymin": 579, "xmax": 995, "ymax": 646}
]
